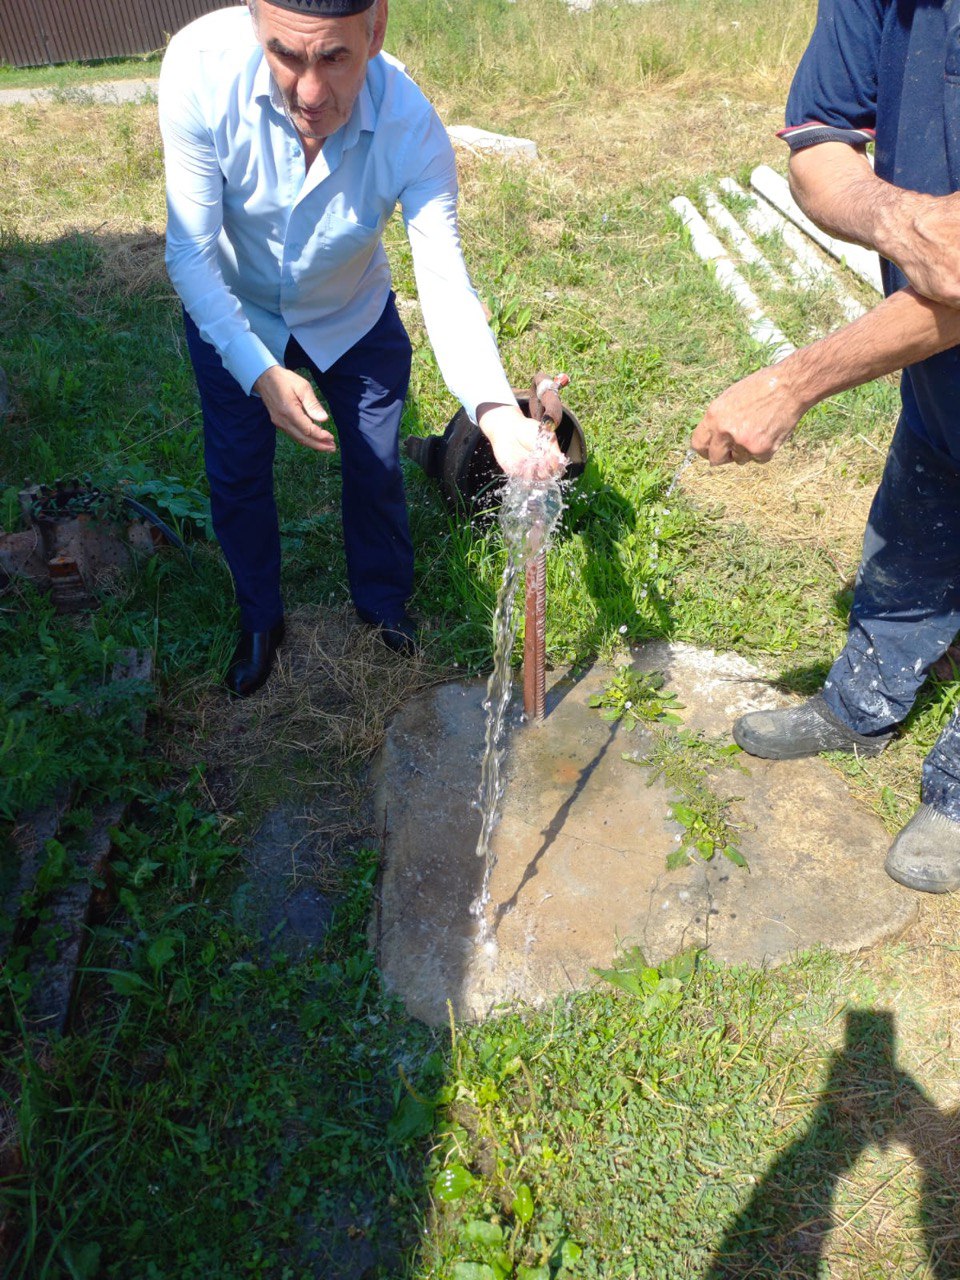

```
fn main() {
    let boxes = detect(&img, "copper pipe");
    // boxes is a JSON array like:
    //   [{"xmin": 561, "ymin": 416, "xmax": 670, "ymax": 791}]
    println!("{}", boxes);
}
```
[
  {"xmin": 523, "ymin": 550, "xmax": 546, "ymax": 722},
  {"xmin": 521, "ymin": 370, "xmax": 569, "ymax": 723}
]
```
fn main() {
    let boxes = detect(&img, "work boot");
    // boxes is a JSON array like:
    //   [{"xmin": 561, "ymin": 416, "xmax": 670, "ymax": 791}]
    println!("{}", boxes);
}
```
[
  {"xmin": 885, "ymin": 804, "xmax": 960, "ymax": 894},
  {"xmin": 733, "ymin": 693, "xmax": 894, "ymax": 761}
]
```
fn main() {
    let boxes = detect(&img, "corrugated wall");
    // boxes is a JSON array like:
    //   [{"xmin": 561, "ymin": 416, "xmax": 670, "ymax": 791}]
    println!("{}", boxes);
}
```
[{"xmin": 0, "ymin": 0, "xmax": 230, "ymax": 69}]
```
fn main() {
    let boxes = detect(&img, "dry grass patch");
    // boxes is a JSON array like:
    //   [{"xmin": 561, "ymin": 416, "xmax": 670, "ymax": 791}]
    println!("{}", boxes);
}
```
[
  {"xmin": 173, "ymin": 606, "xmax": 448, "ymax": 811},
  {"xmin": 93, "ymin": 228, "xmax": 167, "ymax": 297},
  {"xmin": 678, "ymin": 431, "xmax": 889, "ymax": 579},
  {"xmin": 512, "ymin": 90, "xmax": 787, "ymax": 192},
  {"xmin": 871, "ymin": 895, "xmax": 960, "ymax": 1105},
  {"xmin": 0, "ymin": 102, "xmax": 164, "ymax": 239}
]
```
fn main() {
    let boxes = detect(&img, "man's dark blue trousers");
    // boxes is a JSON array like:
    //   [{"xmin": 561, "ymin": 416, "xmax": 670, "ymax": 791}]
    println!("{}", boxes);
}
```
[
  {"xmin": 184, "ymin": 295, "xmax": 413, "ymax": 634},
  {"xmin": 822, "ymin": 419, "xmax": 960, "ymax": 819}
]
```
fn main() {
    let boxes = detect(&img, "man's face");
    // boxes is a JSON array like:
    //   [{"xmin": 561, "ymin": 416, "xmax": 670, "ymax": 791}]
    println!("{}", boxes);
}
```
[{"xmin": 251, "ymin": 1, "xmax": 386, "ymax": 141}]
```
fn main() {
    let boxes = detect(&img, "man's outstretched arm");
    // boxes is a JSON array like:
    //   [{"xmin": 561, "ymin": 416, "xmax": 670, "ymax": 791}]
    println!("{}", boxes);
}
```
[{"xmin": 691, "ymin": 286, "xmax": 960, "ymax": 466}]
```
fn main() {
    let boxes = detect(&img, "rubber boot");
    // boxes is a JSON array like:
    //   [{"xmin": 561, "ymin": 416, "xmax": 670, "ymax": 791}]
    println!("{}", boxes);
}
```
[
  {"xmin": 885, "ymin": 804, "xmax": 960, "ymax": 894},
  {"xmin": 733, "ymin": 694, "xmax": 894, "ymax": 761}
]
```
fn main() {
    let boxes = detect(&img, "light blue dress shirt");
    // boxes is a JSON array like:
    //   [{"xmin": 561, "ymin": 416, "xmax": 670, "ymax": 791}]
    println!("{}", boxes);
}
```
[{"xmin": 158, "ymin": 6, "xmax": 516, "ymax": 420}]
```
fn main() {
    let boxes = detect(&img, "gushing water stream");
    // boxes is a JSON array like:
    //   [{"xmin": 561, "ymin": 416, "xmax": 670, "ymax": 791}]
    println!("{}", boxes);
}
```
[{"xmin": 471, "ymin": 473, "xmax": 565, "ymax": 949}]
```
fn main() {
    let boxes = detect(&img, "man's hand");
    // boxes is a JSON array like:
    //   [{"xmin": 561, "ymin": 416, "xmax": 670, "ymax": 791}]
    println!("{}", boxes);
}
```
[
  {"xmin": 878, "ymin": 189, "xmax": 960, "ymax": 308},
  {"xmin": 691, "ymin": 366, "xmax": 807, "ymax": 466},
  {"xmin": 477, "ymin": 403, "xmax": 568, "ymax": 482},
  {"xmin": 253, "ymin": 365, "xmax": 336, "ymax": 451},
  {"xmin": 691, "ymin": 284, "xmax": 960, "ymax": 468}
]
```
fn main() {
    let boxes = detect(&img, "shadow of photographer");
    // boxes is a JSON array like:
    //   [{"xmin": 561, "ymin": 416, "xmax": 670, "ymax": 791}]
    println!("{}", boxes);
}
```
[{"xmin": 704, "ymin": 1008, "xmax": 960, "ymax": 1278}]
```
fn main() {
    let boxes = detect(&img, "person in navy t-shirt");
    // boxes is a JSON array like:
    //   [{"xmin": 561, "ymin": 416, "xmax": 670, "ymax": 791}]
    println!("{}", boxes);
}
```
[{"xmin": 690, "ymin": 0, "xmax": 960, "ymax": 894}]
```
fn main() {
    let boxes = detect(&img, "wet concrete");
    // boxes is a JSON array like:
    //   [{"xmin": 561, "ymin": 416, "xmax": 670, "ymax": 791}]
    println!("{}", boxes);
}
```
[{"xmin": 371, "ymin": 643, "xmax": 918, "ymax": 1025}]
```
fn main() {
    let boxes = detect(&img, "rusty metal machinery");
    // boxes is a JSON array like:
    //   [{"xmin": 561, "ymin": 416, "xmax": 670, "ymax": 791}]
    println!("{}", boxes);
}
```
[{"xmin": 0, "ymin": 478, "xmax": 180, "ymax": 612}]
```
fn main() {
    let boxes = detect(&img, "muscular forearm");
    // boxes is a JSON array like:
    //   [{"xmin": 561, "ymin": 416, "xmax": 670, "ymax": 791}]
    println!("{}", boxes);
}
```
[
  {"xmin": 692, "ymin": 287, "xmax": 960, "ymax": 465},
  {"xmin": 789, "ymin": 143, "xmax": 960, "ymax": 307},
  {"xmin": 788, "ymin": 143, "xmax": 888, "ymax": 249},
  {"xmin": 785, "ymin": 286, "xmax": 960, "ymax": 410}
]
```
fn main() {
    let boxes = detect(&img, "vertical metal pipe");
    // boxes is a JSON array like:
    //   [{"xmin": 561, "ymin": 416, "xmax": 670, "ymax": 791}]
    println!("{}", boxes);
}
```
[{"xmin": 523, "ymin": 550, "xmax": 546, "ymax": 722}]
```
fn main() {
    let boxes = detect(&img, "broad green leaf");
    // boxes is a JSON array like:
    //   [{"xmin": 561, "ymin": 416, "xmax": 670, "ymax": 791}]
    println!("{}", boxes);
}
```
[
  {"xmin": 462, "ymin": 1219, "xmax": 503, "ymax": 1247},
  {"xmin": 561, "ymin": 1239, "xmax": 584, "ymax": 1266},
  {"xmin": 659, "ymin": 947, "xmax": 700, "ymax": 983},
  {"xmin": 666, "ymin": 847, "xmax": 690, "ymax": 871},
  {"xmin": 452, "ymin": 1265, "xmax": 497, "ymax": 1280},
  {"xmin": 106, "ymin": 970, "xmax": 151, "ymax": 996},
  {"xmin": 592, "ymin": 966, "xmax": 646, "ymax": 997},
  {"xmin": 61, "ymin": 1240, "xmax": 101, "ymax": 1280},
  {"xmin": 146, "ymin": 934, "xmax": 178, "ymax": 972},
  {"xmin": 517, "ymin": 1267, "xmax": 550, "ymax": 1280},
  {"xmin": 512, "ymin": 1183, "xmax": 534, "ymax": 1224},
  {"xmin": 387, "ymin": 1093, "xmax": 435, "ymax": 1144},
  {"xmin": 434, "ymin": 1164, "xmax": 475, "ymax": 1203},
  {"xmin": 724, "ymin": 844, "xmax": 748, "ymax": 868}
]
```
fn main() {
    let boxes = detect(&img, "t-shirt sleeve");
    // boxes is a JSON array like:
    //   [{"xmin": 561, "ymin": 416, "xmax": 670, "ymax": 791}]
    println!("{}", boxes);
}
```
[{"xmin": 778, "ymin": 0, "xmax": 885, "ymax": 152}]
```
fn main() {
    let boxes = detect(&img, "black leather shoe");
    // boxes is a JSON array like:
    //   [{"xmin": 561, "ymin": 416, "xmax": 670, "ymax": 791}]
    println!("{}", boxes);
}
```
[
  {"xmin": 225, "ymin": 620, "xmax": 285, "ymax": 697},
  {"xmin": 358, "ymin": 611, "xmax": 420, "ymax": 657}
]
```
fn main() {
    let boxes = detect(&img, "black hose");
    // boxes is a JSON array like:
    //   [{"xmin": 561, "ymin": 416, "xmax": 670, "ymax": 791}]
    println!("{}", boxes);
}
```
[{"xmin": 121, "ymin": 495, "xmax": 194, "ymax": 567}]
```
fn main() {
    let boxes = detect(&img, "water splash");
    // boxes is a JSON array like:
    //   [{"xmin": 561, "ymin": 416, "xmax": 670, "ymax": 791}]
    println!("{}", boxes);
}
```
[
  {"xmin": 665, "ymin": 447, "xmax": 698, "ymax": 497},
  {"xmin": 471, "ymin": 471, "xmax": 565, "ymax": 947}
]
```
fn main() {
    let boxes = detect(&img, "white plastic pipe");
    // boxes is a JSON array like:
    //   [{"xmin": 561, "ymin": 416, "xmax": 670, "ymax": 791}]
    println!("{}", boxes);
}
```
[
  {"xmin": 750, "ymin": 165, "xmax": 884, "ymax": 294},
  {"xmin": 670, "ymin": 196, "xmax": 795, "ymax": 363},
  {"xmin": 719, "ymin": 178, "xmax": 865, "ymax": 324},
  {"xmin": 703, "ymin": 191, "xmax": 782, "ymax": 288}
]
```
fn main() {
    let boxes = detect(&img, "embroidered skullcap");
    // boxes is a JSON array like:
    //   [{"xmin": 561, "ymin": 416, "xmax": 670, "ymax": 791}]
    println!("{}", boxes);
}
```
[{"xmin": 260, "ymin": 0, "xmax": 375, "ymax": 12}]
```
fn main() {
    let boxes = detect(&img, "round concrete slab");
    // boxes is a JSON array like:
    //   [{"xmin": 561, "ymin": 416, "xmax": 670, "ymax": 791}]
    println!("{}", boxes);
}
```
[{"xmin": 371, "ymin": 644, "xmax": 917, "ymax": 1025}]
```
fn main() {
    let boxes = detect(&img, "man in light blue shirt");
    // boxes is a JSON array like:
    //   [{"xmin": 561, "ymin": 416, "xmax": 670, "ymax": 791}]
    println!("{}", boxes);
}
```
[{"xmin": 159, "ymin": 0, "xmax": 562, "ymax": 695}]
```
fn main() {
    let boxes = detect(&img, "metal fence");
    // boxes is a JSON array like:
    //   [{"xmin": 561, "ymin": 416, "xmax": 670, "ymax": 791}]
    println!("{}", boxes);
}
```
[{"xmin": 0, "ymin": 0, "xmax": 228, "ymax": 69}]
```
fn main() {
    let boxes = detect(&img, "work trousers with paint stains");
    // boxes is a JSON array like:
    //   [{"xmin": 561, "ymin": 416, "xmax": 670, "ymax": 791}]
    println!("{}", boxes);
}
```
[
  {"xmin": 822, "ymin": 417, "xmax": 960, "ymax": 819},
  {"xmin": 184, "ymin": 295, "xmax": 413, "ymax": 634}
]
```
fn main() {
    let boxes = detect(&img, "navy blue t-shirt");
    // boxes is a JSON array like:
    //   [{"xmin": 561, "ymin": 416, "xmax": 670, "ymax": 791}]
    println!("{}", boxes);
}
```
[{"xmin": 783, "ymin": 0, "xmax": 960, "ymax": 463}]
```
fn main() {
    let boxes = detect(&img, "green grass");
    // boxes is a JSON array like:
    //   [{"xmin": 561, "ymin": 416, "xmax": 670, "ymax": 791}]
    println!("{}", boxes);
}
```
[
  {"xmin": 0, "ymin": 56, "xmax": 160, "ymax": 92},
  {"xmin": 418, "ymin": 951, "xmax": 875, "ymax": 1280},
  {"xmin": 3, "ymin": 0, "xmax": 957, "ymax": 1276}
]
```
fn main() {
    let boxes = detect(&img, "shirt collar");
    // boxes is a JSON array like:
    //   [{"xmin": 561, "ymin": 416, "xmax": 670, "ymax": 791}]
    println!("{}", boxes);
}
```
[
  {"xmin": 344, "ymin": 77, "xmax": 375, "ymax": 151},
  {"xmin": 323, "ymin": 76, "xmax": 375, "ymax": 167}
]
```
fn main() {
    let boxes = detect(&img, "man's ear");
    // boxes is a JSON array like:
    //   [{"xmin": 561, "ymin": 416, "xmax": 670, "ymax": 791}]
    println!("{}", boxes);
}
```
[{"xmin": 369, "ymin": 0, "xmax": 388, "ymax": 57}]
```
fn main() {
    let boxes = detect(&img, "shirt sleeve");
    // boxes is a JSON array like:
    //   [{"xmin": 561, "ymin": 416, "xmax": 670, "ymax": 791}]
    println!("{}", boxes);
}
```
[
  {"xmin": 779, "ymin": 0, "xmax": 885, "ymax": 152},
  {"xmin": 398, "ymin": 108, "xmax": 517, "ymax": 423},
  {"xmin": 158, "ymin": 38, "xmax": 277, "ymax": 395}
]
